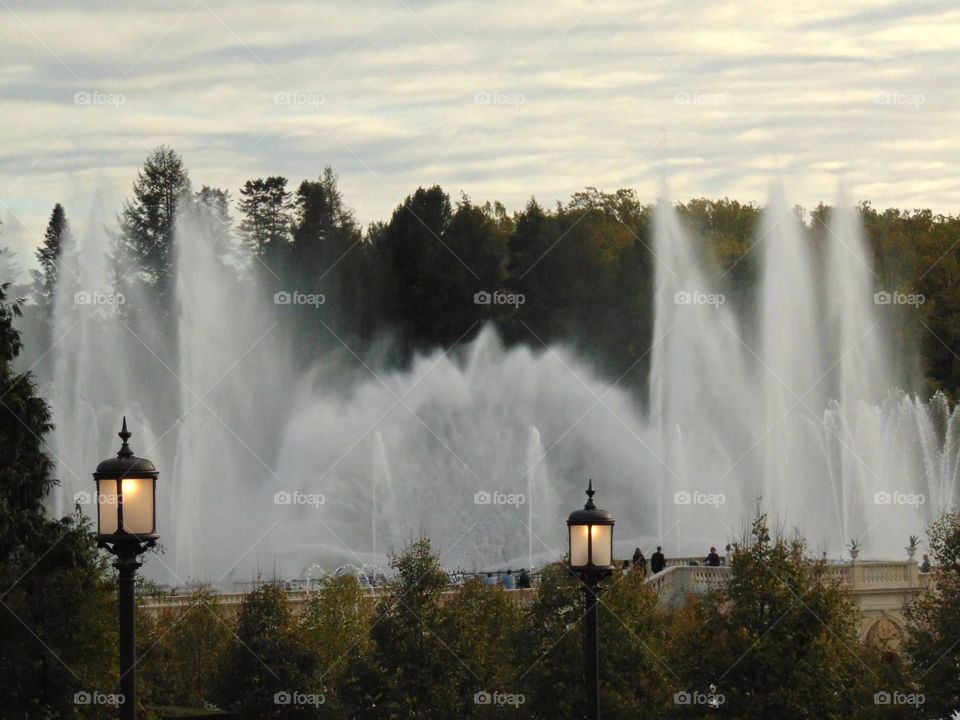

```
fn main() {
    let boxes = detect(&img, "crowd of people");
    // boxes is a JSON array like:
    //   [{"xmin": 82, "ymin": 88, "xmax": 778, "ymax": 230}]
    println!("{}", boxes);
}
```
[
  {"xmin": 479, "ymin": 545, "xmax": 733, "ymax": 589},
  {"xmin": 482, "ymin": 568, "xmax": 532, "ymax": 589}
]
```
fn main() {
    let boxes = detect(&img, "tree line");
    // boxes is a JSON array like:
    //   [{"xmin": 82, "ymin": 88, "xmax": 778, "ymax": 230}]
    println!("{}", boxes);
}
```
[{"xmin": 9, "ymin": 144, "xmax": 960, "ymax": 400}]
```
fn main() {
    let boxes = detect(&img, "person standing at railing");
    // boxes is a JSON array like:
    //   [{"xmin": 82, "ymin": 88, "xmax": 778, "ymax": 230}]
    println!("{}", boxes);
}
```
[
  {"xmin": 482, "ymin": 572, "xmax": 497, "ymax": 587},
  {"xmin": 631, "ymin": 548, "xmax": 648, "ymax": 577},
  {"xmin": 502, "ymin": 569, "xmax": 516, "ymax": 589},
  {"xmin": 651, "ymin": 546, "xmax": 666, "ymax": 574},
  {"xmin": 517, "ymin": 568, "xmax": 531, "ymax": 588},
  {"xmin": 921, "ymin": 554, "xmax": 931, "ymax": 573},
  {"xmin": 704, "ymin": 547, "xmax": 721, "ymax": 567}
]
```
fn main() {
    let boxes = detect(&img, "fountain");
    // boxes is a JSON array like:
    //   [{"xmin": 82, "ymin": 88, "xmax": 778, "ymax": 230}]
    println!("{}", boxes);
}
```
[{"xmin": 32, "ymin": 188, "xmax": 960, "ymax": 586}]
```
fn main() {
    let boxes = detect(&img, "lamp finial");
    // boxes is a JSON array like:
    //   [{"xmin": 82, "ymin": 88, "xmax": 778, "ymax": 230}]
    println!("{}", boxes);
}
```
[
  {"xmin": 585, "ymin": 479, "xmax": 596, "ymax": 510},
  {"xmin": 118, "ymin": 417, "xmax": 133, "ymax": 459}
]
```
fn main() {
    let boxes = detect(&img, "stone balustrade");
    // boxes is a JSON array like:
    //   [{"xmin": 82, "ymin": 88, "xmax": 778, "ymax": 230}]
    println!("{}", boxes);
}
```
[{"xmin": 643, "ymin": 558, "xmax": 933, "ymax": 646}]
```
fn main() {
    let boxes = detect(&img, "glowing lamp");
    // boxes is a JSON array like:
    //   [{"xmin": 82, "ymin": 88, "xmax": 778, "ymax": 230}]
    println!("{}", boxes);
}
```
[
  {"xmin": 567, "ymin": 479, "xmax": 615, "ymax": 573},
  {"xmin": 93, "ymin": 417, "xmax": 158, "ymax": 542}
]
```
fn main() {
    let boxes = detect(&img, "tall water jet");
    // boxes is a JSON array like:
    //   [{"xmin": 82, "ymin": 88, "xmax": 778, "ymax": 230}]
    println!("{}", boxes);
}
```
[
  {"xmin": 32, "ymin": 184, "xmax": 960, "ymax": 580},
  {"xmin": 524, "ymin": 426, "xmax": 555, "ymax": 569},
  {"xmin": 372, "ymin": 430, "xmax": 393, "ymax": 565}
]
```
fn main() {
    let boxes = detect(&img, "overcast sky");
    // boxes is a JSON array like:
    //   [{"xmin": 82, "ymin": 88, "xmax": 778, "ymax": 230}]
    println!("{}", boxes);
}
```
[{"xmin": 1, "ymin": 0, "xmax": 958, "ymax": 271}]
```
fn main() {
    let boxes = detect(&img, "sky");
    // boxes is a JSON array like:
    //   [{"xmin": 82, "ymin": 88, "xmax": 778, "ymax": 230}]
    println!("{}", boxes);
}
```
[{"xmin": 1, "ymin": 0, "xmax": 958, "ymax": 273}]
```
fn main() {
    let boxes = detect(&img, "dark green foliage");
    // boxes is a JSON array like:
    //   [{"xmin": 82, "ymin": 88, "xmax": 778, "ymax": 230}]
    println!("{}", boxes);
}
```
[
  {"xmin": 214, "ymin": 583, "xmax": 321, "ymax": 719},
  {"xmin": 0, "ymin": 273, "xmax": 117, "ymax": 718},
  {"xmin": 667, "ymin": 512, "xmax": 878, "ymax": 718},
  {"xmin": 116, "ymin": 145, "xmax": 192, "ymax": 300},
  {"xmin": 138, "ymin": 588, "xmax": 233, "ymax": 708},
  {"xmin": 32, "ymin": 203, "xmax": 67, "ymax": 314},
  {"xmin": 904, "ymin": 512, "xmax": 960, "ymax": 715}
]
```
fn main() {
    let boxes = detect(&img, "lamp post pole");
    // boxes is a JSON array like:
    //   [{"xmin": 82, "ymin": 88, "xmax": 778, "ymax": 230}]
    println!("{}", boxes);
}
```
[
  {"xmin": 115, "ymin": 545, "xmax": 142, "ymax": 720},
  {"xmin": 567, "ymin": 480, "xmax": 614, "ymax": 720},
  {"xmin": 94, "ymin": 418, "xmax": 159, "ymax": 720},
  {"xmin": 583, "ymin": 574, "xmax": 601, "ymax": 720}
]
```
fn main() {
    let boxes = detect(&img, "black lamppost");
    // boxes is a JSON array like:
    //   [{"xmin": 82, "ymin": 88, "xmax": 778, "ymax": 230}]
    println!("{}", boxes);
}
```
[
  {"xmin": 568, "ymin": 479, "xmax": 615, "ymax": 720},
  {"xmin": 93, "ymin": 418, "xmax": 158, "ymax": 720}
]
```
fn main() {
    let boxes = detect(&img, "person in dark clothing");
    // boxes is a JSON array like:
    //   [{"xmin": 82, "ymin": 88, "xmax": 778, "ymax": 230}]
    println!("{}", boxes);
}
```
[
  {"xmin": 650, "ymin": 546, "xmax": 666, "ymax": 574},
  {"xmin": 632, "ymin": 548, "xmax": 647, "ymax": 576},
  {"xmin": 705, "ymin": 546, "xmax": 721, "ymax": 566},
  {"xmin": 517, "ymin": 568, "xmax": 531, "ymax": 588}
]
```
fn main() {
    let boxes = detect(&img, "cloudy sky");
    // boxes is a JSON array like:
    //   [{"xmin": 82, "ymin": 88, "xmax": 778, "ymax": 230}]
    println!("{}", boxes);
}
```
[{"xmin": 1, "ymin": 0, "xmax": 958, "ymax": 271}]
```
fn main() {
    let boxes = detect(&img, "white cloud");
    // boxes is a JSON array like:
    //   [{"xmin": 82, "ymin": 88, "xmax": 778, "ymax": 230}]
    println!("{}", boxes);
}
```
[{"xmin": 0, "ymin": 0, "xmax": 958, "ymax": 267}]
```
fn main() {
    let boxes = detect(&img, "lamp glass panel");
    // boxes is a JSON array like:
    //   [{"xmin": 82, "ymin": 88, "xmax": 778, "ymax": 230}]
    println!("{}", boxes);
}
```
[
  {"xmin": 569, "ymin": 524, "xmax": 590, "ymax": 567},
  {"xmin": 590, "ymin": 525, "xmax": 612, "ymax": 567},
  {"xmin": 120, "ymin": 477, "xmax": 154, "ymax": 534},
  {"xmin": 97, "ymin": 479, "xmax": 119, "ymax": 535}
]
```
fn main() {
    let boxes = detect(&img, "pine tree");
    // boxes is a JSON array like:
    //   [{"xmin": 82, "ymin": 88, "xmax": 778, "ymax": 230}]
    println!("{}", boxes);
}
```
[
  {"xmin": 32, "ymin": 203, "xmax": 68, "ymax": 313},
  {"xmin": 238, "ymin": 175, "xmax": 293, "ymax": 268},
  {"xmin": 117, "ymin": 145, "xmax": 192, "ymax": 297}
]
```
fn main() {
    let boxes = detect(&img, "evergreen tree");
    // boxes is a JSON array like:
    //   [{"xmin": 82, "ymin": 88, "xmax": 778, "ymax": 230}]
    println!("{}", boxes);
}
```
[
  {"xmin": 32, "ymin": 203, "xmax": 68, "ymax": 313},
  {"xmin": 116, "ymin": 145, "xmax": 192, "ymax": 299},
  {"xmin": 238, "ymin": 175, "xmax": 293, "ymax": 267}
]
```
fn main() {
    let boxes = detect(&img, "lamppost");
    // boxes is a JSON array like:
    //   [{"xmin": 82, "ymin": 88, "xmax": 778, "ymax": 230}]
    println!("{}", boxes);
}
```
[
  {"xmin": 93, "ymin": 418, "xmax": 158, "ymax": 720},
  {"xmin": 568, "ymin": 479, "xmax": 615, "ymax": 720}
]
